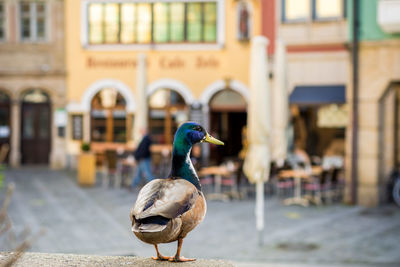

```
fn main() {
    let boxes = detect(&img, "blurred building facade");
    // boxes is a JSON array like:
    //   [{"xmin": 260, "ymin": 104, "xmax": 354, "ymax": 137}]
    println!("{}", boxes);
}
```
[
  {"xmin": 0, "ymin": 0, "xmax": 66, "ymax": 168},
  {"xmin": 347, "ymin": 0, "xmax": 400, "ymax": 206},
  {"xmin": 276, "ymin": 0, "xmax": 349, "ymax": 193},
  {"xmin": 276, "ymin": 0, "xmax": 400, "ymax": 206},
  {"xmin": 64, "ymin": 0, "xmax": 264, "ymax": 167},
  {"xmin": 1, "ymin": 0, "xmax": 395, "ymax": 207},
  {"xmin": 281, "ymin": 0, "xmax": 349, "ymax": 153}
]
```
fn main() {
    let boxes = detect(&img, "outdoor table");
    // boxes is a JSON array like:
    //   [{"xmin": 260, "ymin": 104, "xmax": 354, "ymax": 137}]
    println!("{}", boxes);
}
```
[
  {"xmin": 278, "ymin": 166, "xmax": 323, "ymax": 207},
  {"xmin": 199, "ymin": 166, "xmax": 233, "ymax": 201},
  {"xmin": 91, "ymin": 142, "xmax": 134, "ymax": 167},
  {"xmin": 150, "ymin": 144, "xmax": 172, "ymax": 154}
]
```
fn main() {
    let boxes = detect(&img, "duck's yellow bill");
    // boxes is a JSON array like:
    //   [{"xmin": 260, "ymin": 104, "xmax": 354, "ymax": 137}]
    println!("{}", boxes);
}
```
[{"xmin": 203, "ymin": 133, "xmax": 224, "ymax": 145}]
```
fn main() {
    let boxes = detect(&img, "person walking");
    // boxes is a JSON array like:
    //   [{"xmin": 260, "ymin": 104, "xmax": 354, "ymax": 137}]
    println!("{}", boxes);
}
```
[{"xmin": 131, "ymin": 130, "xmax": 154, "ymax": 189}]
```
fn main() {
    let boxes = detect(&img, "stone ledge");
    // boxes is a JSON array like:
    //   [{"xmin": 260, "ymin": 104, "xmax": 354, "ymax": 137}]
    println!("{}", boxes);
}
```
[{"xmin": 0, "ymin": 252, "xmax": 234, "ymax": 267}]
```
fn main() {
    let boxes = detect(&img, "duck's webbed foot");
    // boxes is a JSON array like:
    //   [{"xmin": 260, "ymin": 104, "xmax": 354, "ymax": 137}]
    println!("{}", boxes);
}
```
[
  {"xmin": 168, "ymin": 238, "xmax": 196, "ymax": 262},
  {"xmin": 169, "ymin": 256, "xmax": 196, "ymax": 262},
  {"xmin": 151, "ymin": 244, "xmax": 172, "ymax": 261},
  {"xmin": 152, "ymin": 255, "xmax": 172, "ymax": 261}
]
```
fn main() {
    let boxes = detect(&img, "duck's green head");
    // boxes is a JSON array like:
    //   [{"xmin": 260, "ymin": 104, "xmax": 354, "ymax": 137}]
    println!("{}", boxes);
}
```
[
  {"xmin": 170, "ymin": 122, "xmax": 224, "ymax": 188},
  {"xmin": 173, "ymin": 122, "xmax": 224, "ymax": 149}
]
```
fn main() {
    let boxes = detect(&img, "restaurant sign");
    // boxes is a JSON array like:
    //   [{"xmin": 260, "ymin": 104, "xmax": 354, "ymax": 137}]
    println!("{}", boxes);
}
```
[{"xmin": 87, "ymin": 56, "xmax": 219, "ymax": 69}]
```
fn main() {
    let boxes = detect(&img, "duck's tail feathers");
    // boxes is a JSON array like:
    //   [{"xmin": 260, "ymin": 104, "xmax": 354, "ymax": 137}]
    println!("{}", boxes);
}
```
[
  {"xmin": 132, "ymin": 215, "xmax": 170, "ymax": 233},
  {"xmin": 132, "ymin": 223, "xmax": 167, "ymax": 233}
]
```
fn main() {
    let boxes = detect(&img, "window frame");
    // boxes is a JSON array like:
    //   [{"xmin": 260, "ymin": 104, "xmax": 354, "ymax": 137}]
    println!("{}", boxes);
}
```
[
  {"xmin": 282, "ymin": 0, "xmax": 346, "ymax": 23},
  {"xmin": 19, "ymin": 0, "xmax": 49, "ymax": 43},
  {"xmin": 81, "ymin": 0, "xmax": 225, "ymax": 50}
]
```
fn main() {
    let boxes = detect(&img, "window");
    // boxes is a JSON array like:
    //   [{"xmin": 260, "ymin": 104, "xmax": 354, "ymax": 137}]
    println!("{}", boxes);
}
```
[
  {"xmin": 87, "ymin": 1, "xmax": 218, "ymax": 45},
  {"xmin": 0, "ymin": 2, "xmax": 5, "ymax": 41},
  {"xmin": 104, "ymin": 3, "xmax": 119, "ymax": 43},
  {"xmin": 284, "ymin": 0, "xmax": 310, "ymax": 21},
  {"xmin": 72, "ymin": 115, "xmax": 83, "ymax": 140},
  {"xmin": 170, "ymin": 3, "xmax": 185, "ymax": 42},
  {"xmin": 315, "ymin": 0, "xmax": 344, "ymax": 20},
  {"xmin": 283, "ymin": 0, "xmax": 344, "ymax": 22},
  {"xmin": 20, "ymin": 1, "xmax": 47, "ymax": 42}
]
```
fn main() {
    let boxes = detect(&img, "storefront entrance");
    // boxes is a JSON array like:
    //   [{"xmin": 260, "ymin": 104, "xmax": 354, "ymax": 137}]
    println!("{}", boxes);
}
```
[
  {"xmin": 292, "ymin": 105, "xmax": 346, "ymax": 158},
  {"xmin": 21, "ymin": 90, "xmax": 51, "ymax": 164},
  {"xmin": 289, "ymin": 85, "xmax": 347, "ymax": 161},
  {"xmin": 208, "ymin": 89, "xmax": 247, "ymax": 164}
]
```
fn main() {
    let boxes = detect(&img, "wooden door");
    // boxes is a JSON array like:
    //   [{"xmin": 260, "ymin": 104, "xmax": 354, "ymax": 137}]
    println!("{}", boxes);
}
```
[{"xmin": 21, "ymin": 103, "xmax": 51, "ymax": 164}]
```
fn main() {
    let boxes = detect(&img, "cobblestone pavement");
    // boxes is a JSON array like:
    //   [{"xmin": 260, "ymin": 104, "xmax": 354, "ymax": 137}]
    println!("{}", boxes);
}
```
[{"xmin": 1, "ymin": 168, "xmax": 400, "ymax": 267}]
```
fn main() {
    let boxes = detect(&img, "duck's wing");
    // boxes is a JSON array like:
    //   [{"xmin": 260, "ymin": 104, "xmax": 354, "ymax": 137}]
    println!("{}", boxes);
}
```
[{"xmin": 131, "ymin": 178, "xmax": 199, "ymax": 221}]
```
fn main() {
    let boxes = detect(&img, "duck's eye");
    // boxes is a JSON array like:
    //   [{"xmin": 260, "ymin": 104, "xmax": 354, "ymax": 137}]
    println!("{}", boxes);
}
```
[{"xmin": 194, "ymin": 126, "xmax": 202, "ymax": 132}]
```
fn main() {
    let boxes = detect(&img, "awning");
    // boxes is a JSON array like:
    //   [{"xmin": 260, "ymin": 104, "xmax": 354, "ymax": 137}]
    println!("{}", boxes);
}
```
[{"xmin": 289, "ymin": 85, "xmax": 346, "ymax": 105}]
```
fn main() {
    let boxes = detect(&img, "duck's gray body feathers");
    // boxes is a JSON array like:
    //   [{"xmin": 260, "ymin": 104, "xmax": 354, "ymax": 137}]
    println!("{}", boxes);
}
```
[{"xmin": 130, "ymin": 178, "xmax": 206, "ymax": 245}]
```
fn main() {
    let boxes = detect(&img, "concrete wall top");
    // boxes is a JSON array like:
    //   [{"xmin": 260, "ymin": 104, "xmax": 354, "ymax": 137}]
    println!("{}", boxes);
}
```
[{"xmin": 0, "ymin": 252, "xmax": 234, "ymax": 267}]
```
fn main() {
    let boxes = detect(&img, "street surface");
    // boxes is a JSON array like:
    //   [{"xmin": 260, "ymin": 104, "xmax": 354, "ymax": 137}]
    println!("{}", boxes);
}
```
[{"xmin": 1, "ymin": 168, "xmax": 399, "ymax": 267}]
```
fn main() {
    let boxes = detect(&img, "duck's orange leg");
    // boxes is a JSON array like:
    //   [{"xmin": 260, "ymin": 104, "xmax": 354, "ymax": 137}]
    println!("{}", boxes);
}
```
[
  {"xmin": 169, "ymin": 238, "xmax": 196, "ymax": 262},
  {"xmin": 151, "ymin": 244, "xmax": 171, "ymax": 261}
]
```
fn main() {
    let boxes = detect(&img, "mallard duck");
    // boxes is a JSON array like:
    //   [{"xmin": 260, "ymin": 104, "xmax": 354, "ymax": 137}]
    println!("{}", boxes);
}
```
[{"xmin": 130, "ymin": 122, "xmax": 224, "ymax": 262}]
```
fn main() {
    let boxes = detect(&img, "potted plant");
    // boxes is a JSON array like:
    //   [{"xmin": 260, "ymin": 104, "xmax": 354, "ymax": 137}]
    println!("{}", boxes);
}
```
[{"xmin": 77, "ymin": 142, "xmax": 96, "ymax": 186}]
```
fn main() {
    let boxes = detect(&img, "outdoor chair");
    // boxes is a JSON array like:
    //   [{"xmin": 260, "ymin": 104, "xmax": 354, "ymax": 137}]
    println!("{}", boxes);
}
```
[
  {"xmin": 275, "ymin": 162, "xmax": 295, "ymax": 199},
  {"xmin": 102, "ymin": 149, "xmax": 121, "ymax": 188},
  {"xmin": 220, "ymin": 161, "xmax": 242, "ymax": 200},
  {"xmin": 303, "ymin": 167, "xmax": 343, "ymax": 204},
  {"xmin": 303, "ymin": 170, "xmax": 328, "ymax": 205},
  {"xmin": 200, "ymin": 175, "xmax": 214, "ymax": 194},
  {"xmin": 323, "ymin": 168, "xmax": 344, "ymax": 203},
  {"xmin": 118, "ymin": 155, "xmax": 136, "ymax": 188},
  {"xmin": 276, "ymin": 178, "xmax": 295, "ymax": 199}
]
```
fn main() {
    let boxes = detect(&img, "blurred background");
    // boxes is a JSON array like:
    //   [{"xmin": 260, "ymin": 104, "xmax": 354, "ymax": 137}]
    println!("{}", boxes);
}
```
[{"xmin": 0, "ymin": 0, "xmax": 400, "ymax": 266}]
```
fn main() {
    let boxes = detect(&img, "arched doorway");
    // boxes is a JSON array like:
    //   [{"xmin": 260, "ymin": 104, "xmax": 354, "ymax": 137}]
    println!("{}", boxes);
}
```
[
  {"xmin": 209, "ymin": 89, "xmax": 247, "ymax": 164},
  {"xmin": 148, "ymin": 89, "xmax": 188, "ymax": 144},
  {"xmin": 0, "ymin": 91, "xmax": 11, "ymax": 163},
  {"xmin": 21, "ymin": 89, "xmax": 51, "ymax": 164},
  {"xmin": 90, "ymin": 88, "xmax": 128, "ymax": 143}
]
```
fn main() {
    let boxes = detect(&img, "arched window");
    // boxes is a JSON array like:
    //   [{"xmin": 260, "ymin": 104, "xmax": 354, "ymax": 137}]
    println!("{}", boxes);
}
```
[
  {"xmin": 91, "ymin": 88, "xmax": 127, "ymax": 142},
  {"xmin": 149, "ymin": 89, "xmax": 188, "ymax": 144}
]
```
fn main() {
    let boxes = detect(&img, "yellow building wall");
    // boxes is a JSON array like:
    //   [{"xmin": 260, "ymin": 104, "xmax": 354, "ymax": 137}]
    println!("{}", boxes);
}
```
[{"xmin": 65, "ymin": 0, "xmax": 262, "ymax": 103}]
